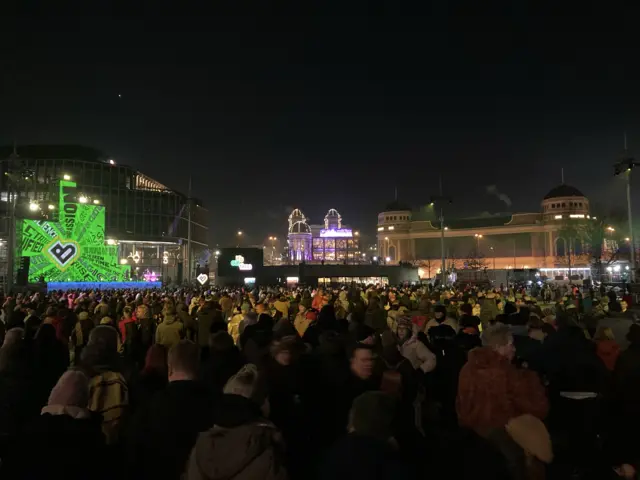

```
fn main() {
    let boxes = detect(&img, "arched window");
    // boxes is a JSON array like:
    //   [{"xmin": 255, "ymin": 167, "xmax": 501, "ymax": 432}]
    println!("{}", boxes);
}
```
[
  {"xmin": 573, "ymin": 239, "xmax": 584, "ymax": 256},
  {"xmin": 556, "ymin": 237, "xmax": 567, "ymax": 257}
]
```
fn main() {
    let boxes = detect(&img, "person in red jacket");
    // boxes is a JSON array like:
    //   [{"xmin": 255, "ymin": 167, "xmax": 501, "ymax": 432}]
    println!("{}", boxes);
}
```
[{"xmin": 456, "ymin": 323, "xmax": 549, "ymax": 436}]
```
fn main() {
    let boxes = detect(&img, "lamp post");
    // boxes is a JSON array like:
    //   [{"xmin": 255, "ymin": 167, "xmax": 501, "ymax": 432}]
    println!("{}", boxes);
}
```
[
  {"xmin": 236, "ymin": 230, "xmax": 243, "ymax": 248},
  {"xmin": 430, "ymin": 178, "xmax": 453, "ymax": 286},
  {"xmin": 614, "ymin": 155, "xmax": 639, "ymax": 282},
  {"xmin": 268, "ymin": 236, "xmax": 277, "ymax": 263}
]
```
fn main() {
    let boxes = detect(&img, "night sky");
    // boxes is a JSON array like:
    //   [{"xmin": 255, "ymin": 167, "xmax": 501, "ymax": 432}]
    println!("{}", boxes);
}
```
[{"xmin": 1, "ymin": 4, "xmax": 639, "ymax": 248}]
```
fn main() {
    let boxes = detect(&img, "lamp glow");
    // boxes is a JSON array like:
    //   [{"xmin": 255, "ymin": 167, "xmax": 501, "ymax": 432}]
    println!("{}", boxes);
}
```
[
  {"xmin": 78, "ymin": 196, "xmax": 88, "ymax": 204},
  {"xmin": 28, "ymin": 203, "xmax": 39, "ymax": 211}
]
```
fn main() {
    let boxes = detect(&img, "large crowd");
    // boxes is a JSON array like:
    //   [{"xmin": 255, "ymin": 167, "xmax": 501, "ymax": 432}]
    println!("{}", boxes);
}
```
[{"xmin": 0, "ymin": 282, "xmax": 638, "ymax": 479}]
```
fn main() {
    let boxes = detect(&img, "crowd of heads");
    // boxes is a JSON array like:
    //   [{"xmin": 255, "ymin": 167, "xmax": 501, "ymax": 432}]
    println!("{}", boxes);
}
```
[{"xmin": 0, "ymin": 280, "xmax": 638, "ymax": 479}]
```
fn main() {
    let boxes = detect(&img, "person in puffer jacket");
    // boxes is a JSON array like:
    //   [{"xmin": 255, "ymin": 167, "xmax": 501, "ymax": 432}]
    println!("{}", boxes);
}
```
[{"xmin": 396, "ymin": 317, "xmax": 436, "ymax": 373}]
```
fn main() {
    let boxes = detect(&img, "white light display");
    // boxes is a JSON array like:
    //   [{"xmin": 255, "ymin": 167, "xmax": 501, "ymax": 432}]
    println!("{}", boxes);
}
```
[
  {"xmin": 197, "ymin": 273, "xmax": 209, "ymax": 285},
  {"xmin": 319, "ymin": 228, "xmax": 353, "ymax": 238}
]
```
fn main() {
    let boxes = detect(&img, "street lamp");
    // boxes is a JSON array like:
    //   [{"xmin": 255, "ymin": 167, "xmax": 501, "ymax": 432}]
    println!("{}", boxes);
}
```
[
  {"xmin": 93, "ymin": 199, "xmax": 100, "ymax": 205},
  {"xmin": 268, "ymin": 236, "xmax": 277, "ymax": 263},
  {"xmin": 78, "ymin": 196, "xmax": 88, "ymax": 204},
  {"xmin": 385, "ymin": 256, "xmax": 391, "ymax": 263},
  {"xmin": 28, "ymin": 202, "xmax": 39, "ymax": 212},
  {"xmin": 607, "ymin": 226, "xmax": 615, "ymax": 232},
  {"xmin": 474, "ymin": 233, "xmax": 483, "ymax": 251},
  {"xmin": 47, "ymin": 204, "xmax": 55, "ymax": 210},
  {"xmin": 63, "ymin": 174, "xmax": 71, "ymax": 181}
]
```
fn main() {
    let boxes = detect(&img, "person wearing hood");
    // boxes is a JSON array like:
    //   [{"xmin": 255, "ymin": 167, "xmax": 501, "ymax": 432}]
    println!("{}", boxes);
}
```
[
  {"xmin": 293, "ymin": 303, "xmax": 313, "ymax": 337},
  {"xmin": 185, "ymin": 364, "xmax": 288, "ymax": 480},
  {"xmin": 395, "ymin": 316, "xmax": 436, "ymax": 373},
  {"xmin": 156, "ymin": 304, "xmax": 184, "ymax": 350},
  {"xmin": 228, "ymin": 304, "xmax": 248, "ymax": 344},
  {"xmin": 457, "ymin": 324, "xmax": 548, "ymax": 436},
  {"xmin": 0, "ymin": 370, "xmax": 107, "ymax": 480}
]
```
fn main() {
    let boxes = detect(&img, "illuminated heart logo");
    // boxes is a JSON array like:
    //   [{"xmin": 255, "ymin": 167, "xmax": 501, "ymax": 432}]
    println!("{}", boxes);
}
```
[
  {"xmin": 197, "ymin": 273, "xmax": 209, "ymax": 285},
  {"xmin": 45, "ymin": 239, "xmax": 80, "ymax": 271}
]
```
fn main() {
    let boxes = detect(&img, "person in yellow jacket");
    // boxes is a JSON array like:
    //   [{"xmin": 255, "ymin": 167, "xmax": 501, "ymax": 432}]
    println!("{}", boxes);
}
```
[
  {"xmin": 155, "ymin": 305, "xmax": 184, "ymax": 350},
  {"xmin": 228, "ymin": 303, "xmax": 249, "ymax": 344}
]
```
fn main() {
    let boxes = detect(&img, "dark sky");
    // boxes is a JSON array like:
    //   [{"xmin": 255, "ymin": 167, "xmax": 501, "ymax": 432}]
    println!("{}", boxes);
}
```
[{"xmin": 1, "ymin": 3, "xmax": 639, "ymax": 248}]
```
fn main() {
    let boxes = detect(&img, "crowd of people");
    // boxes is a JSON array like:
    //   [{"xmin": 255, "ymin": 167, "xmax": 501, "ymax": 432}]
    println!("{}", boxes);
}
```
[{"xmin": 0, "ymin": 282, "xmax": 638, "ymax": 479}]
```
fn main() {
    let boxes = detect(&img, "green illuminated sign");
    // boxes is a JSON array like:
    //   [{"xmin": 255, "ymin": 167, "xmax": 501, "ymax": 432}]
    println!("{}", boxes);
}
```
[{"xmin": 16, "ymin": 180, "xmax": 129, "ymax": 282}]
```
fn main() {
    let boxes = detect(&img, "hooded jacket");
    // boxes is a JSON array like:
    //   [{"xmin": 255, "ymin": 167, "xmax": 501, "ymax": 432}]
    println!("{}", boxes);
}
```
[
  {"xmin": 185, "ymin": 395, "xmax": 287, "ymax": 480},
  {"xmin": 155, "ymin": 314, "xmax": 183, "ymax": 350}
]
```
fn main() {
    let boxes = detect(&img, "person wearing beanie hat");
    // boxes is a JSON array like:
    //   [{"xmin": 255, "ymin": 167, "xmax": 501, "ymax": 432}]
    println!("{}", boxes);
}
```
[
  {"xmin": 319, "ymin": 392, "xmax": 413, "ymax": 480},
  {"xmin": 185, "ymin": 364, "xmax": 287, "ymax": 480},
  {"xmin": 395, "ymin": 315, "xmax": 436, "ymax": 373},
  {"xmin": 1, "ymin": 370, "xmax": 108, "ymax": 480}
]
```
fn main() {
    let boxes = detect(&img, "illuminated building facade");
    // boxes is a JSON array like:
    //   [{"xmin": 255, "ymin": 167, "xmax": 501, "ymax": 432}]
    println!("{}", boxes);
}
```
[
  {"xmin": 287, "ymin": 208, "xmax": 361, "ymax": 263},
  {"xmin": 0, "ymin": 145, "xmax": 209, "ymax": 286},
  {"xmin": 376, "ymin": 185, "xmax": 614, "ymax": 279}
]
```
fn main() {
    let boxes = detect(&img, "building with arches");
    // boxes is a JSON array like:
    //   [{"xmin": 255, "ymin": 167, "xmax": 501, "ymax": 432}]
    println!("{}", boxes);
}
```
[
  {"xmin": 376, "ymin": 185, "xmax": 601, "ymax": 279},
  {"xmin": 287, "ymin": 208, "xmax": 361, "ymax": 263}
]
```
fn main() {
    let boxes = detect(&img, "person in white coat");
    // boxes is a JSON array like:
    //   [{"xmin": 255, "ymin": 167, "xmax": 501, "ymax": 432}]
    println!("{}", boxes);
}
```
[{"xmin": 396, "ymin": 317, "xmax": 436, "ymax": 373}]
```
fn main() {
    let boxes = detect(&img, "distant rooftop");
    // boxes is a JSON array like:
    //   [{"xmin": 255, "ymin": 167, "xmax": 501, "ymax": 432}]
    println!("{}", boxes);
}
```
[
  {"xmin": 0, "ymin": 145, "xmax": 105, "ymax": 162},
  {"xmin": 544, "ymin": 184, "xmax": 585, "ymax": 200}
]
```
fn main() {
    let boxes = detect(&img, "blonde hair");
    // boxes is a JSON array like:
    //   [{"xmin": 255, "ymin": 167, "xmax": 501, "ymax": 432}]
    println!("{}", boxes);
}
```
[
  {"xmin": 594, "ymin": 326, "xmax": 615, "ymax": 342},
  {"xmin": 223, "ymin": 364, "xmax": 267, "ymax": 405}
]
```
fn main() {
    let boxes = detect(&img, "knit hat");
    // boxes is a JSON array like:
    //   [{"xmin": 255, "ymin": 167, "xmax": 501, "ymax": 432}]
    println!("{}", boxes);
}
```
[
  {"xmin": 78, "ymin": 311, "xmax": 90, "ymax": 321},
  {"xmin": 349, "ymin": 392, "xmax": 397, "ymax": 440},
  {"xmin": 100, "ymin": 316, "xmax": 114, "ymax": 325},
  {"xmin": 396, "ymin": 316, "xmax": 412, "ymax": 329},
  {"xmin": 223, "ymin": 364, "xmax": 268, "ymax": 406},
  {"xmin": 47, "ymin": 370, "xmax": 90, "ymax": 408}
]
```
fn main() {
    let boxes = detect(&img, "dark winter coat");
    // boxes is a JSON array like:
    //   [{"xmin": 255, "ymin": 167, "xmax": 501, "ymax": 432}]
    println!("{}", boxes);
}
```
[
  {"xmin": 186, "ymin": 394, "xmax": 287, "ymax": 480},
  {"xmin": 126, "ymin": 380, "xmax": 216, "ymax": 480},
  {"xmin": 0, "ymin": 411, "xmax": 107, "ymax": 480},
  {"xmin": 319, "ymin": 434, "xmax": 414, "ymax": 480}
]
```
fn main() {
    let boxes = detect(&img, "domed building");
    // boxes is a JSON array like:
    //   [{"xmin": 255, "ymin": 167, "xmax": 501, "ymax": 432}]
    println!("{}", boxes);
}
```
[
  {"xmin": 287, "ymin": 207, "xmax": 361, "ymax": 263},
  {"xmin": 288, "ymin": 209, "xmax": 312, "ymax": 262},
  {"xmin": 376, "ymin": 184, "xmax": 597, "ymax": 279}
]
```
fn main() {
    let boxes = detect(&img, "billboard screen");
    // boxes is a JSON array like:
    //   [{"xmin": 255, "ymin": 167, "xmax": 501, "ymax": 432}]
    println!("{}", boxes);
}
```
[
  {"xmin": 216, "ymin": 248, "xmax": 264, "ymax": 278},
  {"xmin": 16, "ymin": 179, "xmax": 129, "ymax": 283}
]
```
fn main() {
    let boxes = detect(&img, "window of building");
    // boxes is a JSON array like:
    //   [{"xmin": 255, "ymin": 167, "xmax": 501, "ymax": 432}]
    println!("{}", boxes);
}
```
[{"xmin": 562, "ymin": 203, "xmax": 566, "ymax": 208}]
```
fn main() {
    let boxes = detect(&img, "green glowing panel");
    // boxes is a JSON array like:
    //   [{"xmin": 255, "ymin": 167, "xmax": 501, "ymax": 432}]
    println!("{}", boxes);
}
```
[{"xmin": 16, "ymin": 180, "xmax": 129, "ymax": 282}]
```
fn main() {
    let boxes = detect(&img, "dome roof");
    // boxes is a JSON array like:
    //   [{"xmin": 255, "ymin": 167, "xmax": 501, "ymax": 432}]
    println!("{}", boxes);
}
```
[
  {"xmin": 325, "ymin": 208, "xmax": 341, "ymax": 218},
  {"xmin": 543, "ymin": 184, "xmax": 585, "ymax": 200},
  {"xmin": 289, "ymin": 221, "xmax": 311, "ymax": 234}
]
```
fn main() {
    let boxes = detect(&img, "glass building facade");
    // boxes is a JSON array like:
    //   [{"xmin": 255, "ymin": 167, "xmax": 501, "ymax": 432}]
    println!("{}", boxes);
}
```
[{"xmin": 0, "ymin": 145, "xmax": 209, "ymax": 286}]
